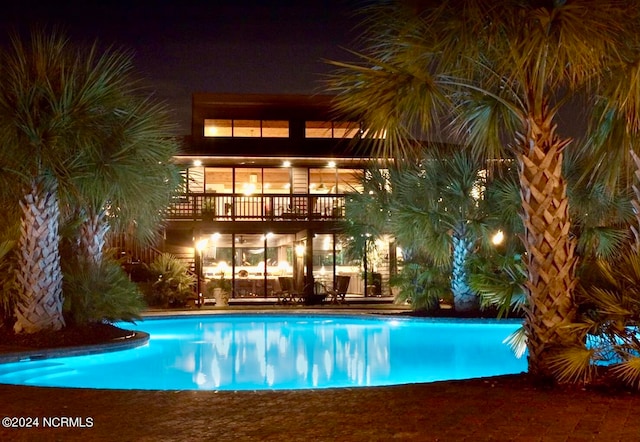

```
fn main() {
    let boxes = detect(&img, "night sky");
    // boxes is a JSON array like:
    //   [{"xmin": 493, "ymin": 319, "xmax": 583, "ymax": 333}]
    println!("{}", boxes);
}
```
[{"xmin": 0, "ymin": 0, "xmax": 363, "ymax": 134}]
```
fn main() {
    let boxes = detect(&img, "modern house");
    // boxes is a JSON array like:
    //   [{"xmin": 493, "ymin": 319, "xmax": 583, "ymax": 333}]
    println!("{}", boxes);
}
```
[{"xmin": 151, "ymin": 93, "xmax": 396, "ymax": 303}]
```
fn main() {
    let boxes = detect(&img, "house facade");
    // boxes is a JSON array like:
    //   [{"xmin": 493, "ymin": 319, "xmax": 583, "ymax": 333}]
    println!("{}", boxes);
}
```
[{"xmin": 162, "ymin": 93, "xmax": 394, "ymax": 302}]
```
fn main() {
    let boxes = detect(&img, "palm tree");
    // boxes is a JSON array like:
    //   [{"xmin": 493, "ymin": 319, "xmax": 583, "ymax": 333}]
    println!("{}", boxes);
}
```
[
  {"xmin": 342, "ymin": 166, "xmax": 393, "ymax": 263},
  {"xmin": 342, "ymin": 165, "xmax": 450, "ymax": 311},
  {"xmin": 328, "ymin": 0, "xmax": 640, "ymax": 379},
  {"xmin": 469, "ymin": 166, "xmax": 527, "ymax": 318},
  {"xmin": 70, "ymin": 96, "xmax": 181, "ymax": 267},
  {"xmin": 391, "ymin": 150, "xmax": 496, "ymax": 312},
  {"xmin": 0, "ymin": 29, "xmax": 174, "ymax": 333},
  {"xmin": 579, "ymin": 102, "xmax": 640, "ymax": 251},
  {"xmin": 345, "ymin": 150, "xmax": 509, "ymax": 312}
]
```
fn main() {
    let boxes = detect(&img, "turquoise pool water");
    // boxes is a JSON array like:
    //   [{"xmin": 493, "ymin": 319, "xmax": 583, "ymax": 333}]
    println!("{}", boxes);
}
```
[{"xmin": 0, "ymin": 315, "xmax": 526, "ymax": 390}]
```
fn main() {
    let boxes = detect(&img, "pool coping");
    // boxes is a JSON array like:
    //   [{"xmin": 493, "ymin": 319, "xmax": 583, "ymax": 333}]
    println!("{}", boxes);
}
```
[
  {"xmin": 139, "ymin": 309, "xmax": 524, "ymax": 323},
  {"xmin": 0, "ymin": 331, "xmax": 150, "ymax": 364}
]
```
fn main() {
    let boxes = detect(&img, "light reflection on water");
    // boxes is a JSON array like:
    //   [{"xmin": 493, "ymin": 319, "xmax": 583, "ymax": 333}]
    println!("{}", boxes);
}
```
[{"xmin": 0, "ymin": 315, "xmax": 526, "ymax": 390}]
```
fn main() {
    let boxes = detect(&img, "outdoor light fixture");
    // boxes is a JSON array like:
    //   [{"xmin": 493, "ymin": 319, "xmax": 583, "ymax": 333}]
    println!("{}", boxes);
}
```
[
  {"xmin": 193, "ymin": 160, "xmax": 202, "ymax": 167},
  {"xmin": 283, "ymin": 160, "xmax": 291, "ymax": 167},
  {"xmin": 196, "ymin": 238, "xmax": 208, "ymax": 252},
  {"xmin": 295, "ymin": 244, "xmax": 305, "ymax": 257}
]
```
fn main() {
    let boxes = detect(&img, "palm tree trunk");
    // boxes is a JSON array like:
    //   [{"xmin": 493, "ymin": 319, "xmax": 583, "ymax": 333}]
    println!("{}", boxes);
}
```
[
  {"xmin": 78, "ymin": 209, "xmax": 110, "ymax": 265},
  {"xmin": 518, "ymin": 116, "xmax": 579, "ymax": 378},
  {"xmin": 451, "ymin": 235, "xmax": 477, "ymax": 312},
  {"xmin": 13, "ymin": 177, "xmax": 65, "ymax": 333}
]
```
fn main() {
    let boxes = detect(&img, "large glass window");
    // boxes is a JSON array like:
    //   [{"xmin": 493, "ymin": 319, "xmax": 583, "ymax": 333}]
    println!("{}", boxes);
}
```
[
  {"xmin": 180, "ymin": 165, "xmax": 358, "ymax": 220},
  {"xmin": 232, "ymin": 233, "xmax": 294, "ymax": 297},
  {"xmin": 234, "ymin": 120, "xmax": 261, "ymax": 137},
  {"xmin": 235, "ymin": 168, "xmax": 262, "ymax": 195},
  {"xmin": 262, "ymin": 168, "xmax": 290, "ymax": 194},
  {"xmin": 201, "ymin": 233, "xmax": 233, "ymax": 279},
  {"xmin": 204, "ymin": 119, "xmax": 289, "ymax": 138},
  {"xmin": 191, "ymin": 166, "xmax": 362, "ymax": 195},
  {"xmin": 204, "ymin": 167, "xmax": 232, "ymax": 193},
  {"xmin": 309, "ymin": 168, "xmax": 336, "ymax": 194},
  {"xmin": 262, "ymin": 120, "xmax": 289, "ymax": 138},
  {"xmin": 332, "ymin": 122, "xmax": 359, "ymax": 138},
  {"xmin": 313, "ymin": 234, "xmax": 335, "ymax": 287},
  {"xmin": 305, "ymin": 121, "xmax": 332, "ymax": 138},
  {"xmin": 204, "ymin": 119, "xmax": 232, "ymax": 137},
  {"xmin": 337, "ymin": 168, "xmax": 363, "ymax": 193},
  {"xmin": 305, "ymin": 121, "xmax": 359, "ymax": 138}
]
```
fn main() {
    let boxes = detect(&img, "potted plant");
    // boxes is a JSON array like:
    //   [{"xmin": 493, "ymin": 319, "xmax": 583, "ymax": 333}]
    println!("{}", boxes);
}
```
[
  {"xmin": 201, "ymin": 197, "xmax": 215, "ymax": 220},
  {"xmin": 206, "ymin": 275, "xmax": 231, "ymax": 306}
]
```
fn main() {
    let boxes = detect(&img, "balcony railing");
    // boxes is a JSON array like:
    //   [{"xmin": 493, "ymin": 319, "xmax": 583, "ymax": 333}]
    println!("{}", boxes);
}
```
[{"xmin": 168, "ymin": 192, "xmax": 346, "ymax": 221}]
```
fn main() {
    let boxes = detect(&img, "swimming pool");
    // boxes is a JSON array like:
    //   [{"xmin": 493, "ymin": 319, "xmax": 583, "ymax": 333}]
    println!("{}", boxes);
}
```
[{"xmin": 0, "ymin": 314, "xmax": 526, "ymax": 390}]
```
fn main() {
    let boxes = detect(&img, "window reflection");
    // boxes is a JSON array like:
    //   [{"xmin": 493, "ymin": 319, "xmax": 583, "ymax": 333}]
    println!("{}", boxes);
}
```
[{"xmin": 178, "ymin": 318, "xmax": 391, "ymax": 389}]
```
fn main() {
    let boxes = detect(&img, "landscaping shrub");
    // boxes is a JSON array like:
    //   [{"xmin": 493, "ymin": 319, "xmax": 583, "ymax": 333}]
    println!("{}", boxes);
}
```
[
  {"xmin": 390, "ymin": 262, "xmax": 447, "ymax": 312},
  {"xmin": 142, "ymin": 253, "xmax": 195, "ymax": 308},
  {"xmin": 63, "ymin": 258, "xmax": 144, "ymax": 326},
  {"xmin": 0, "ymin": 240, "xmax": 17, "ymax": 327}
]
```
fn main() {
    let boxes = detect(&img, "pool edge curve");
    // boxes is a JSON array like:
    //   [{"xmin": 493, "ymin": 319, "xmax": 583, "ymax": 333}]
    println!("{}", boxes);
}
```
[{"xmin": 0, "ymin": 330, "xmax": 150, "ymax": 364}]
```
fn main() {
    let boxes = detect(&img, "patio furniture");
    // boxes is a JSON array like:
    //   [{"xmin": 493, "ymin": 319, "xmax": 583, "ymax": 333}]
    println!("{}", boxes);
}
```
[
  {"xmin": 276, "ymin": 276, "xmax": 298, "ymax": 304},
  {"xmin": 326, "ymin": 275, "xmax": 350, "ymax": 304},
  {"xmin": 233, "ymin": 277, "xmax": 279, "ymax": 297}
]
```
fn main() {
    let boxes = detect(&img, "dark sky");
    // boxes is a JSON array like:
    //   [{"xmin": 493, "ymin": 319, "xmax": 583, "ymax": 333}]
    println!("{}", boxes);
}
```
[{"xmin": 0, "ymin": 0, "xmax": 363, "ymax": 134}]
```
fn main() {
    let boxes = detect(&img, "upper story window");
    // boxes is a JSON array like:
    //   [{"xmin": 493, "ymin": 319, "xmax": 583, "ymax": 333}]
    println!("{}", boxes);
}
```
[
  {"xmin": 204, "ymin": 119, "xmax": 232, "ymax": 137},
  {"xmin": 306, "ymin": 121, "xmax": 360, "ymax": 139},
  {"xmin": 204, "ymin": 119, "xmax": 289, "ymax": 138}
]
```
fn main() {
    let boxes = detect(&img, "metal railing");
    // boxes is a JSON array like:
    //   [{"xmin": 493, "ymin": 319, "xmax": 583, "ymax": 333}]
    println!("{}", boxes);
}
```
[{"xmin": 167, "ymin": 192, "xmax": 346, "ymax": 221}]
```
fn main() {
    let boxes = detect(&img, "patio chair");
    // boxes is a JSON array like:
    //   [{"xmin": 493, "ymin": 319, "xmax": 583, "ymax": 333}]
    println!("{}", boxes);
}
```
[
  {"xmin": 276, "ymin": 276, "xmax": 297, "ymax": 304},
  {"xmin": 326, "ymin": 275, "xmax": 350, "ymax": 304}
]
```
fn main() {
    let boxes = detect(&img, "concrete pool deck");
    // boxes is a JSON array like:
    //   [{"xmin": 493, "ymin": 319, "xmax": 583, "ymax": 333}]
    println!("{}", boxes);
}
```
[{"xmin": 1, "ymin": 305, "xmax": 639, "ymax": 441}]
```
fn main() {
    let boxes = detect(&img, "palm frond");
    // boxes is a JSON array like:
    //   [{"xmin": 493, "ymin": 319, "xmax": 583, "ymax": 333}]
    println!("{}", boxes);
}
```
[
  {"xmin": 610, "ymin": 358, "xmax": 640, "ymax": 390},
  {"xmin": 469, "ymin": 265, "xmax": 526, "ymax": 318},
  {"xmin": 391, "ymin": 262, "xmax": 449, "ymax": 311},
  {"xmin": 449, "ymin": 84, "xmax": 522, "ymax": 160},
  {"xmin": 503, "ymin": 326, "xmax": 528, "ymax": 359},
  {"xmin": 576, "ymin": 227, "xmax": 631, "ymax": 260},
  {"xmin": 547, "ymin": 346, "xmax": 597, "ymax": 384}
]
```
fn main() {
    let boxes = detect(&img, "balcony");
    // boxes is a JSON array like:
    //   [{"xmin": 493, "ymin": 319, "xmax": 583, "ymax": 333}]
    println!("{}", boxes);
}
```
[{"xmin": 168, "ymin": 192, "xmax": 346, "ymax": 222}]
